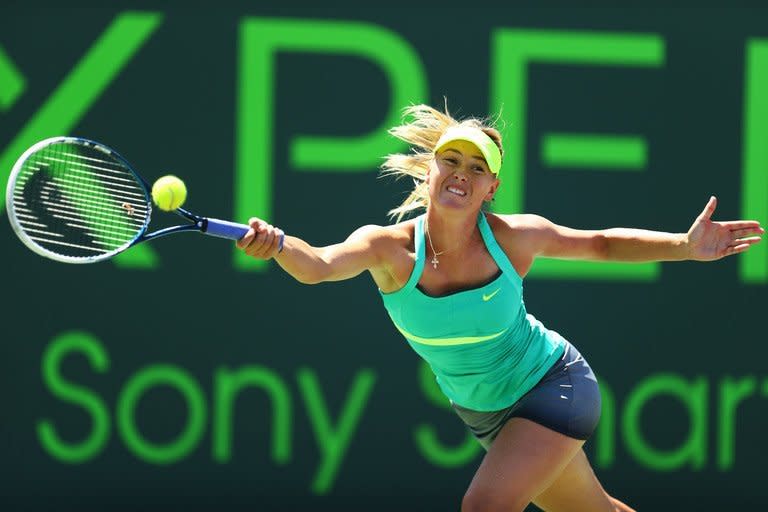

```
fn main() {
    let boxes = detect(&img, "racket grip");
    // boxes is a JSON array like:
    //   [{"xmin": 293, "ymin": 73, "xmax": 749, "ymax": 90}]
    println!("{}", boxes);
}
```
[
  {"xmin": 203, "ymin": 218, "xmax": 250, "ymax": 240},
  {"xmin": 204, "ymin": 218, "xmax": 285, "ymax": 252}
]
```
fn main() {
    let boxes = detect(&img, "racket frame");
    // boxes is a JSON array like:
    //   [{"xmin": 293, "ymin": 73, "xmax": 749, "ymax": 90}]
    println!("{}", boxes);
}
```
[
  {"xmin": 7, "ymin": 136, "xmax": 255, "ymax": 264},
  {"xmin": 6, "ymin": 137, "xmax": 152, "ymax": 264}
]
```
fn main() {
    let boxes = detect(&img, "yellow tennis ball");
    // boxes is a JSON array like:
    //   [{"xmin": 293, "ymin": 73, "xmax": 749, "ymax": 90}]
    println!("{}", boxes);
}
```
[{"xmin": 151, "ymin": 175, "xmax": 187, "ymax": 211}]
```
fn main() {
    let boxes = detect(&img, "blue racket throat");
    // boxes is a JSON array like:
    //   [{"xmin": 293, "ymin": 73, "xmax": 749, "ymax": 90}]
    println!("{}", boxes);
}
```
[{"xmin": 139, "ymin": 208, "xmax": 249, "ymax": 242}]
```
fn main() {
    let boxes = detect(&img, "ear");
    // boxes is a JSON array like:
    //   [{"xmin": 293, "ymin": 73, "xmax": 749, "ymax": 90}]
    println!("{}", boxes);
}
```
[
  {"xmin": 485, "ymin": 178, "xmax": 500, "ymax": 202},
  {"xmin": 424, "ymin": 159, "xmax": 437, "ymax": 183}
]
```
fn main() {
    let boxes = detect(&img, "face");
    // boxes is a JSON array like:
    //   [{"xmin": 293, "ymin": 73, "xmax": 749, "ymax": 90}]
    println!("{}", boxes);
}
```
[{"xmin": 427, "ymin": 139, "xmax": 500, "ymax": 213}]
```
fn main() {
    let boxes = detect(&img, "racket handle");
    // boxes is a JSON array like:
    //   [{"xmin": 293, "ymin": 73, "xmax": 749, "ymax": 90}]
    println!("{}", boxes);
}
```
[
  {"xmin": 203, "ymin": 218, "xmax": 285, "ymax": 252},
  {"xmin": 203, "ymin": 218, "xmax": 250, "ymax": 240}
]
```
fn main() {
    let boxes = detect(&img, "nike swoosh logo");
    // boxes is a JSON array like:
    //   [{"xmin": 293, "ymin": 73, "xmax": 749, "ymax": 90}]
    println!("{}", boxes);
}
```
[{"xmin": 482, "ymin": 289, "xmax": 501, "ymax": 301}]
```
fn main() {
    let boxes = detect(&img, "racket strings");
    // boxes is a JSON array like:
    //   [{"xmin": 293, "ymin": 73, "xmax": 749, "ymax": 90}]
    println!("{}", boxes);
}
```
[{"xmin": 10, "ymin": 141, "xmax": 149, "ymax": 258}]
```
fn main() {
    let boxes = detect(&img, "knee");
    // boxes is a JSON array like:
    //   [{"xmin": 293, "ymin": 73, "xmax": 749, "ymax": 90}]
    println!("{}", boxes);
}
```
[{"xmin": 462, "ymin": 487, "xmax": 527, "ymax": 512}]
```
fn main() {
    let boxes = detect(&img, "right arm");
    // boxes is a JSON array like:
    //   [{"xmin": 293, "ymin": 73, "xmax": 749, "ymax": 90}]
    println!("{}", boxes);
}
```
[{"xmin": 236, "ymin": 218, "xmax": 394, "ymax": 285}]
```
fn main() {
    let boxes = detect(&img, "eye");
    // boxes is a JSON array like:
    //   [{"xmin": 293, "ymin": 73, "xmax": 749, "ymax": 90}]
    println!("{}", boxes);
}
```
[
  {"xmin": 443, "ymin": 157, "xmax": 458, "ymax": 165},
  {"xmin": 472, "ymin": 165, "xmax": 486, "ymax": 174}
]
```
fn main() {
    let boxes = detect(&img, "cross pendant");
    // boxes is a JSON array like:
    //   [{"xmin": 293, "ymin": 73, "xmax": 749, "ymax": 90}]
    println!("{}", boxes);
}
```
[{"xmin": 431, "ymin": 256, "xmax": 439, "ymax": 269}]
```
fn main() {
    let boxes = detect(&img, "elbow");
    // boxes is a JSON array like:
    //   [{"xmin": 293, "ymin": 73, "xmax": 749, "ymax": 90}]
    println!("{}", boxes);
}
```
[
  {"xmin": 293, "ymin": 265, "xmax": 332, "ymax": 285},
  {"xmin": 294, "ymin": 272, "xmax": 325, "ymax": 285},
  {"xmin": 593, "ymin": 232, "xmax": 611, "ymax": 260}
]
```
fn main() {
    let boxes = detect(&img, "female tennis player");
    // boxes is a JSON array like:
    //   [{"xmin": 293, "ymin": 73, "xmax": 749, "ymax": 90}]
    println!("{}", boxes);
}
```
[{"xmin": 236, "ymin": 105, "xmax": 763, "ymax": 512}]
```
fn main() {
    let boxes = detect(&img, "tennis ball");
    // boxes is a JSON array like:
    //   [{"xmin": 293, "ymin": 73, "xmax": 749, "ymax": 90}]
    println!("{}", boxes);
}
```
[{"xmin": 151, "ymin": 175, "xmax": 187, "ymax": 211}]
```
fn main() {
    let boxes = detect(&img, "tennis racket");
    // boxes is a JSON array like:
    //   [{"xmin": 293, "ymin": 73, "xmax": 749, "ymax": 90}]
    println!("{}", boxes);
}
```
[{"xmin": 6, "ymin": 136, "xmax": 279, "ymax": 264}]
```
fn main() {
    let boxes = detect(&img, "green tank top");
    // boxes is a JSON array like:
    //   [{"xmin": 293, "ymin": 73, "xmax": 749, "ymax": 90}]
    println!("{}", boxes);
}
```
[{"xmin": 379, "ymin": 213, "xmax": 565, "ymax": 411}]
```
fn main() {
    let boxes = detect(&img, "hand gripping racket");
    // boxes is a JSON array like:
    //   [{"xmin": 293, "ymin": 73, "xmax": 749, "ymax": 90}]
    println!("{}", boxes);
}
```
[{"xmin": 6, "ymin": 137, "xmax": 279, "ymax": 263}]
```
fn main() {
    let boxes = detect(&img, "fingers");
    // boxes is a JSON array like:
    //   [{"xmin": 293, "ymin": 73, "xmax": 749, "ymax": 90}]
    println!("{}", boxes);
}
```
[
  {"xmin": 730, "ymin": 236, "xmax": 763, "ymax": 246},
  {"xmin": 730, "ymin": 226, "xmax": 765, "ymax": 239},
  {"xmin": 721, "ymin": 220, "xmax": 763, "ymax": 233},
  {"xmin": 724, "ymin": 236, "xmax": 762, "ymax": 257},
  {"xmin": 698, "ymin": 196, "xmax": 717, "ymax": 221},
  {"xmin": 235, "ymin": 218, "xmax": 264, "ymax": 250},
  {"xmin": 727, "ymin": 243, "xmax": 752, "ymax": 255},
  {"xmin": 699, "ymin": 199, "xmax": 765, "ymax": 233},
  {"xmin": 236, "ymin": 217, "xmax": 283, "ymax": 259},
  {"xmin": 728, "ymin": 221, "xmax": 763, "ymax": 253}
]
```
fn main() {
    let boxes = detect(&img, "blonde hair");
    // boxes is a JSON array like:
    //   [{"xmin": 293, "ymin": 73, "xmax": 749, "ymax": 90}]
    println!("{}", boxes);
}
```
[{"xmin": 381, "ymin": 104, "xmax": 503, "ymax": 222}]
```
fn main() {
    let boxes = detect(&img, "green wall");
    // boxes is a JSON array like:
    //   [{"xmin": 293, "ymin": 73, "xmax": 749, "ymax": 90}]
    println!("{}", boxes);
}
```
[{"xmin": 1, "ymin": 5, "xmax": 767, "ymax": 511}]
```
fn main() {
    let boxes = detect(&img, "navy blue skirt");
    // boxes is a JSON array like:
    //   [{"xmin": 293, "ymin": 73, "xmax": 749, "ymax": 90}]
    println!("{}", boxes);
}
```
[{"xmin": 451, "ymin": 342, "xmax": 601, "ymax": 450}]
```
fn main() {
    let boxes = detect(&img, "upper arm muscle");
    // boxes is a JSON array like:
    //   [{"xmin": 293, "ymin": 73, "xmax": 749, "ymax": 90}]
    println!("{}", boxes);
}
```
[
  {"xmin": 501, "ymin": 214, "xmax": 607, "ymax": 261},
  {"xmin": 316, "ymin": 225, "xmax": 392, "ymax": 282}
]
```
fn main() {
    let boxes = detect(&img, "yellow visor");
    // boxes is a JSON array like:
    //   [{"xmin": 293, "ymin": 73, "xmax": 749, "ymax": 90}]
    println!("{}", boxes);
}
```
[{"xmin": 433, "ymin": 125, "xmax": 502, "ymax": 175}]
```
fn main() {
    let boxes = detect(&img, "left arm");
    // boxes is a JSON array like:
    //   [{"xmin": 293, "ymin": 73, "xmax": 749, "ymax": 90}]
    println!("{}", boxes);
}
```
[{"xmin": 511, "ymin": 196, "xmax": 764, "ymax": 263}]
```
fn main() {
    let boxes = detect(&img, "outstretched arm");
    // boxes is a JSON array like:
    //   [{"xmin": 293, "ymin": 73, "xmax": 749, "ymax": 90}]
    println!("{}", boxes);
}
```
[
  {"xmin": 513, "ymin": 196, "xmax": 764, "ymax": 263},
  {"xmin": 236, "ymin": 218, "xmax": 391, "ymax": 284}
]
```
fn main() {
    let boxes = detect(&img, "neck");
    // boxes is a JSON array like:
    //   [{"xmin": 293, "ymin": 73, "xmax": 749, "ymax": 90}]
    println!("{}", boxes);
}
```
[{"xmin": 424, "ymin": 208, "xmax": 480, "ymax": 256}]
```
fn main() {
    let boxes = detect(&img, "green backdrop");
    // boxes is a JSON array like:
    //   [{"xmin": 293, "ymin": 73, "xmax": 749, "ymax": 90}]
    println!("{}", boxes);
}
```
[{"xmin": 2, "ymin": 5, "xmax": 767, "ymax": 511}]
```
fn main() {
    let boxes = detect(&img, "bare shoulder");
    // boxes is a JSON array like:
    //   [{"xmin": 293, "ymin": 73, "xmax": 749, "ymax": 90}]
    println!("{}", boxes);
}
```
[
  {"xmin": 487, "ymin": 212, "xmax": 604, "ymax": 263},
  {"xmin": 484, "ymin": 213, "xmax": 552, "ymax": 277},
  {"xmin": 350, "ymin": 219, "xmax": 416, "ymax": 292},
  {"xmin": 487, "ymin": 212, "xmax": 551, "ymax": 231},
  {"xmin": 348, "ymin": 220, "xmax": 414, "ymax": 251},
  {"xmin": 485, "ymin": 212, "xmax": 553, "ymax": 243}
]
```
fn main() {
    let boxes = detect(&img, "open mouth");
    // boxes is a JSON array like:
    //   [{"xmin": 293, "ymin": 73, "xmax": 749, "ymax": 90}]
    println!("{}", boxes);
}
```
[{"xmin": 447, "ymin": 186, "xmax": 467, "ymax": 197}]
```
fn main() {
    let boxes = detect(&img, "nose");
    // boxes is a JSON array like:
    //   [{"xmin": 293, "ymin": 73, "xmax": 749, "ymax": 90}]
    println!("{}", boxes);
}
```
[{"xmin": 453, "ymin": 169, "xmax": 468, "ymax": 181}]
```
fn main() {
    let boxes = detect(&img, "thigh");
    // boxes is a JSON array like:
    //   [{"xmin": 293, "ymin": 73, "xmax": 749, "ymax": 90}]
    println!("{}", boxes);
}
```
[
  {"xmin": 532, "ymin": 449, "xmax": 615, "ymax": 512},
  {"xmin": 463, "ymin": 417, "xmax": 584, "ymax": 512}
]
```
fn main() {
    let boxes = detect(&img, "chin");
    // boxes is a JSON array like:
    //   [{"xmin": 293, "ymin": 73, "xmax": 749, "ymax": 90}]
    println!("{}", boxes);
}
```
[{"xmin": 435, "ymin": 196, "xmax": 478, "ymax": 213}]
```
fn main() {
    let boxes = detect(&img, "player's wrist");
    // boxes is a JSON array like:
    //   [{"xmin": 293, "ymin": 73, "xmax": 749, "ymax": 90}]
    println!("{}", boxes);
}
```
[{"xmin": 677, "ymin": 233, "xmax": 692, "ymax": 260}]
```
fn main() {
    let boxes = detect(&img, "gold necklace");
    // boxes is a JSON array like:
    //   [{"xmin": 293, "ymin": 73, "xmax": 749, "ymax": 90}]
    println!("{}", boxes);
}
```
[{"xmin": 425, "ymin": 218, "xmax": 450, "ymax": 269}]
